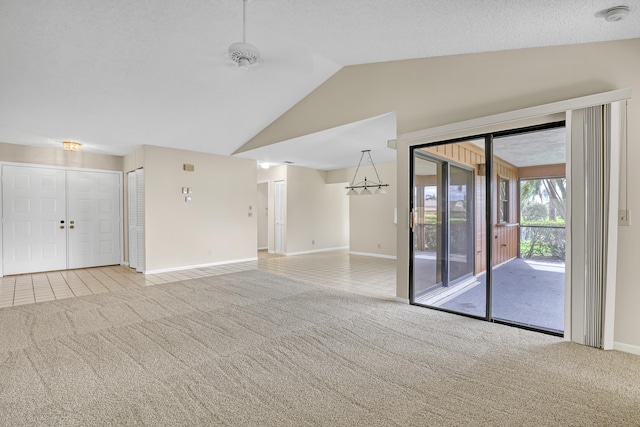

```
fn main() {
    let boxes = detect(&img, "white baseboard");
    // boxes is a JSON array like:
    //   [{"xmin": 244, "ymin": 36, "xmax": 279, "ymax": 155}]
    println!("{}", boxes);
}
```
[
  {"xmin": 395, "ymin": 297, "xmax": 410, "ymax": 304},
  {"xmin": 349, "ymin": 251, "xmax": 397, "ymax": 260},
  {"xmin": 285, "ymin": 246, "xmax": 349, "ymax": 256},
  {"xmin": 121, "ymin": 262, "xmax": 130, "ymax": 267},
  {"xmin": 257, "ymin": 246, "xmax": 268, "ymax": 251},
  {"xmin": 144, "ymin": 257, "xmax": 258, "ymax": 275},
  {"xmin": 613, "ymin": 341, "xmax": 640, "ymax": 355}
]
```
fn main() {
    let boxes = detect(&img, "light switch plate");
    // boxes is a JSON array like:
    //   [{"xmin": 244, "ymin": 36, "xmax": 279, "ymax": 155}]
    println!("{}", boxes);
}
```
[
  {"xmin": 185, "ymin": 196, "xmax": 192, "ymax": 203},
  {"xmin": 182, "ymin": 187, "xmax": 188, "ymax": 194}
]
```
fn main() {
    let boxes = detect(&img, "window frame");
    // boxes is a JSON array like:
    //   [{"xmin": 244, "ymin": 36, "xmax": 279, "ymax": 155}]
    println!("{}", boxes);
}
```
[{"xmin": 498, "ymin": 176, "xmax": 509, "ymax": 224}]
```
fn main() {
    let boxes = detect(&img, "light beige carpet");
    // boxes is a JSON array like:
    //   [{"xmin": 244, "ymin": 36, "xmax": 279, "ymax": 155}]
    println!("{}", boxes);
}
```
[{"xmin": 0, "ymin": 270, "xmax": 639, "ymax": 426}]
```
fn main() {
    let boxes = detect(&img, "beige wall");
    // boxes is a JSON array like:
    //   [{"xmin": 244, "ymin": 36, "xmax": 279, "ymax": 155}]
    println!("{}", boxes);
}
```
[
  {"xmin": 257, "ymin": 165, "xmax": 348, "ymax": 255},
  {"xmin": 284, "ymin": 166, "xmax": 348, "ymax": 254},
  {"xmin": 0, "ymin": 141, "xmax": 123, "ymax": 170},
  {"xmin": 241, "ymin": 39, "xmax": 640, "ymax": 351},
  {"xmin": 142, "ymin": 146, "xmax": 257, "ymax": 271},
  {"xmin": 238, "ymin": 39, "xmax": 639, "ymax": 154},
  {"xmin": 123, "ymin": 147, "xmax": 145, "ymax": 173},
  {"xmin": 257, "ymin": 182, "xmax": 268, "ymax": 249},
  {"xmin": 327, "ymin": 161, "xmax": 397, "ymax": 258}
]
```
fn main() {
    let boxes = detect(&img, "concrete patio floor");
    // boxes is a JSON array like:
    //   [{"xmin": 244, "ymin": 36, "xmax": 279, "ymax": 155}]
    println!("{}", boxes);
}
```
[{"xmin": 415, "ymin": 257, "xmax": 565, "ymax": 333}]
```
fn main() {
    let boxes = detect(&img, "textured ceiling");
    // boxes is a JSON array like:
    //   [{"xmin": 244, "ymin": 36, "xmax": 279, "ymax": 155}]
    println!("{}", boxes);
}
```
[
  {"xmin": 0, "ymin": 1, "xmax": 637, "ymax": 167},
  {"xmin": 494, "ymin": 127, "xmax": 566, "ymax": 167}
]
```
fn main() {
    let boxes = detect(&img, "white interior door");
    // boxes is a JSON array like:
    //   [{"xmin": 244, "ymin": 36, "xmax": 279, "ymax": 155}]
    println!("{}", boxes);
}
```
[
  {"xmin": 127, "ymin": 171, "xmax": 138, "ymax": 269},
  {"xmin": 135, "ymin": 169, "xmax": 144, "ymax": 273},
  {"xmin": 2, "ymin": 165, "xmax": 67, "ymax": 275},
  {"xmin": 274, "ymin": 180, "xmax": 284, "ymax": 254},
  {"xmin": 126, "ymin": 169, "xmax": 144, "ymax": 273},
  {"xmin": 67, "ymin": 170, "xmax": 120, "ymax": 269}
]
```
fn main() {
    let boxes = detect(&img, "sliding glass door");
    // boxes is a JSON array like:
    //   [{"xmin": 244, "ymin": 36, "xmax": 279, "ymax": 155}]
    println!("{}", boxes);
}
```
[
  {"xmin": 411, "ymin": 141, "xmax": 485, "ymax": 318},
  {"xmin": 449, "ymin": 164, "xmax": 474, "ymax": 283},
  {"xmin": 410, "ymin": 123, "xmax": 566, "ymax": 335},
  {"xmin": 412, "ymin": 156, "xmax": 443, "ymax": 295},
  {"xmin": 490, "ymin": 129, "xmax": 566, "ymax": 333}
]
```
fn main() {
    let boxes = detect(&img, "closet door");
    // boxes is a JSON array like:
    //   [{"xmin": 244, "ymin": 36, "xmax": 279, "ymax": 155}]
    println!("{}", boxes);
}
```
[
  {"xmin": 127, "ymin": 169, "xmax": 144, "ymax": 272},
  {"xmin": 135, "ymin": 169, "xmax": 144, "ymax": 273},
  {"xmin": 127, "ymin": 171, "xmax": 138, "ymax": 269},
  {"xmin": 67, "ymin": 170, "xmax": 121, "ymax": 269},
  {"xmin": 2, "ymin": 165, "xmax": 67, "ymax": 275}
]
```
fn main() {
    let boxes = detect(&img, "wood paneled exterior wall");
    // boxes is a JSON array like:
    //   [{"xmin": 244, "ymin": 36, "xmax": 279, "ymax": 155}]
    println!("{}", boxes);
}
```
[
  {"xmin": 418, "ymin": 141, "xmax": 520, "ymax": 274},
  {"xmin": 492, "ymin": 156, "xmax": 519, "ymax": 266}
]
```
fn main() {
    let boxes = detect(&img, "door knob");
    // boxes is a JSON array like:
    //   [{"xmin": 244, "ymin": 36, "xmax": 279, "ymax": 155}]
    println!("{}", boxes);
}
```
[
  {"xmin": 70, "ymin": 220, "xmax": 75, "ymax": 224},
  {"xmin": 70, "ymin": 225, "xmax": 75, "ymax": 229},
  {"xmin": 59, "ymin": 226, "xmax": 64, "ymax": 229}
]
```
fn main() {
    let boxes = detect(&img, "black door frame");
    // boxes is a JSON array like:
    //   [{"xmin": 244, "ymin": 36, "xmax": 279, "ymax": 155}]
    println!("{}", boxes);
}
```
[{"xmin": 409, "ymin": 121, "xmax": 566, "ymax": 336}]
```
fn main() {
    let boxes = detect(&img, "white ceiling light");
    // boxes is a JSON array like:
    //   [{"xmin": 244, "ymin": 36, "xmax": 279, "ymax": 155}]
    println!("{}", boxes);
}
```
[
  {"xmin": 228, "ymin": 0, "xmax": 260, "ymax": 69},
  {"xmin": 62, "ymin": 141, "xmax": 82, "ymax": 152},
  {"xmin": 259, "ymin": 162, "xmax": 270, "ymax": 169},
  {"xmin": 604, "ymin": 6, "xmax": 630, "ymax": 22},
  {"xmin": 375, "ymin": 186, "xmax": 387, "ymax": 195},
  {"xmin": 345, "ymin": 150, "xmax": 389, "ymax": 196}
]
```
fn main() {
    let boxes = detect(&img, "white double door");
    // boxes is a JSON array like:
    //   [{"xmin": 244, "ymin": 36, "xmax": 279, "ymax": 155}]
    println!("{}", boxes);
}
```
[{"xmin": 2, "ymin": 165, "xmax": 121, "ymax": 275}]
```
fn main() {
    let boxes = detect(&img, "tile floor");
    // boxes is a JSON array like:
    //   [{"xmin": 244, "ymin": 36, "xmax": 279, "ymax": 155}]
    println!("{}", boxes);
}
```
[{"xmin": 0, "ymin": 250, "xmax": 397, "ymax": 308}]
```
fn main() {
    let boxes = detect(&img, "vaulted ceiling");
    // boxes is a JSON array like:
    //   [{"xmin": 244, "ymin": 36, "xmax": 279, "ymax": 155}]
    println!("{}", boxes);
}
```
[{"xmin": 1, "ymin": 1, "xmax": 638, "ymax": 166}]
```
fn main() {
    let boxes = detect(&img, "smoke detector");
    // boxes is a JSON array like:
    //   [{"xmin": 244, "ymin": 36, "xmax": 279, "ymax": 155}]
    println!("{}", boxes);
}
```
[
  {"xmin": 604, "ymin": 6, "xmax": 630, "ymax": 22},
  {"xmin": 228, "ymin": 0, "xmax": 260, "ymax": 69}
]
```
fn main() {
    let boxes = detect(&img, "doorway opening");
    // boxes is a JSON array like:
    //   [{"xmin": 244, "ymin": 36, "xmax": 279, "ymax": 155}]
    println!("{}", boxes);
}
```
[{"xmin": 410, "ymin": 122, "xmax": 566, "ymax": 335}]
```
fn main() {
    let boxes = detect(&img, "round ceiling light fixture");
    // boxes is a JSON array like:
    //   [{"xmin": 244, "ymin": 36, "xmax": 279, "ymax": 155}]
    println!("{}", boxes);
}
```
[{"xmin": 604, "ymin": 6, "xmax": 630, "ymax": 22}]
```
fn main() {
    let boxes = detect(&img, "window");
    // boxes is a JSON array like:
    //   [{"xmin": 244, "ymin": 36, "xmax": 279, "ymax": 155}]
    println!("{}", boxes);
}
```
[{"xmin": 499, "ymin": 177, "xmax": 509, "ymax": 223}]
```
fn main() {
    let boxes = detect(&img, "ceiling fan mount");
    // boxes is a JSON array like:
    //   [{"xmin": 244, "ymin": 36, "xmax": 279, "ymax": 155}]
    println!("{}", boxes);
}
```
[{"xmin": 228, "ymin": 0, "xmax": 260, "ymax": 69}]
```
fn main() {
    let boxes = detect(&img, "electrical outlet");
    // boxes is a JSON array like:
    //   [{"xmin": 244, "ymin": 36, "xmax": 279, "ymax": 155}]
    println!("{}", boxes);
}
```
[
  {"xmin": 619, "ymin": 210, "xmax": 630, "ymax": 226},
  {"xmin": 312, "ymin": 240, "xmax": 315, "ymax": 245}
]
